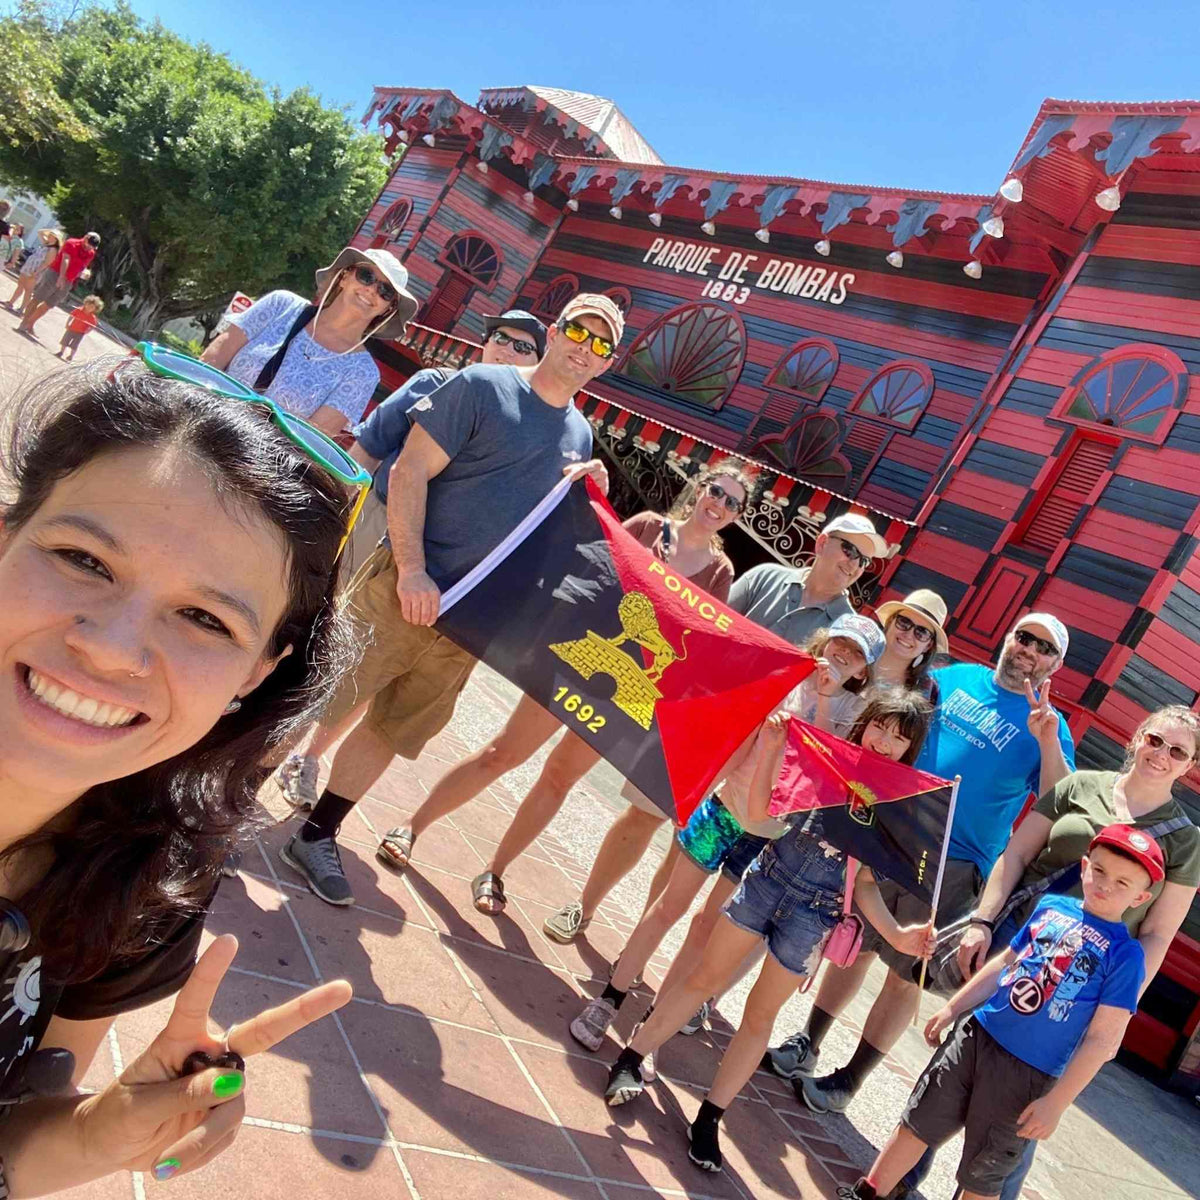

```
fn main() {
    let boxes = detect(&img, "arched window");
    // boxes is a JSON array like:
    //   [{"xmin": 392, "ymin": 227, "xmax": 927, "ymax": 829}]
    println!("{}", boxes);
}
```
[
  {"xmin": 532, "ymin": 273, "xmax": 579, "ymax": 319},
  {"xmin": 1053, "ymin": 344, "xmax": 1186, "ymax": 443},
  {"xmin": 439, "ymin": 232, "xmax": 502, "ymax": 287},
  {"xmin": 621, "ymin": 302, "xmax": 746, "ymax": 410},
  {"xmin": 373, "ymin": 197, "xmax": 412, "ymax": 243},
  {"xmin": 605, "ymin": 286, "xmax": 633, "ymax": 316},
  {"xmin": 765, "ymin": 338, "xmax": 838, "ymax": 403},
  {"xmin": 849, "ymin": 361, "xmax": 934, "ymax": 429},
  {"xmin": 751, "ymin": 412, "xmax": 850, "ymax": 487}
]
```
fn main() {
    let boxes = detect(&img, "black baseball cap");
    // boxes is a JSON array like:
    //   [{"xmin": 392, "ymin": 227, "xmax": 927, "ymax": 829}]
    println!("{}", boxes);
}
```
[{"xmin": 483, "ymin": 309, "xmax": 547, "ymax": 357}]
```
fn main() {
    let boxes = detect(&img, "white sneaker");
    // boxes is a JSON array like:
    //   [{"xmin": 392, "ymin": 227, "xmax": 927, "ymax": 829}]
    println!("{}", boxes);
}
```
[
  {"xmin": 277, "ymin": 754, "xmax": 319, "ymax": 810},
  {"xmin": 680, "ymin": 999, "xmax": 711, "ymax": 1036}
]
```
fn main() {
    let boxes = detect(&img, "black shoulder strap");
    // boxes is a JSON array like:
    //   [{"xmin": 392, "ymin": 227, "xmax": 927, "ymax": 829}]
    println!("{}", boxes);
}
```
[{"xmin": 253, "ymin": 303, "xmax": 318, "ymax": 393}]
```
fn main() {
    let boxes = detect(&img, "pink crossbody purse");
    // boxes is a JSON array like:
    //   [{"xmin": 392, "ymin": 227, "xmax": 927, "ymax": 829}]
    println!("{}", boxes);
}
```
[{"xmin": 822, "ymin": 857, "xmax": 864, "ymax": 968}]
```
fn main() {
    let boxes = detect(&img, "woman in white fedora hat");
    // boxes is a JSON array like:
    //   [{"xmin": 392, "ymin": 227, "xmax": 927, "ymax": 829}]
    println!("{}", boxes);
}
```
[
  {"xmin": 203, "ymin": 247, "xmax": 419, "ymax": 436},
  {"xmin": 872, "ymin": 588, "xmax": 949, "ymax": 703}
]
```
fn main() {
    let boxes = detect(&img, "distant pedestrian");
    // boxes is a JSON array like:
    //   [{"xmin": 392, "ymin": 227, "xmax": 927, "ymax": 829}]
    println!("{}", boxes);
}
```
[
  {"xmin": 56, "ymin": 295, "xmax": 104, "ymax": 360},
  {"xmin": 3, "ymin": 223, "xmax": 24, "ymax": 268},
  {"xmin": 4, "ymin": 227, "xmax": 63, "ymax": 314},
  {"xmin": 18, "ymin": 230, "xmax": 101, "ymax": 337}
]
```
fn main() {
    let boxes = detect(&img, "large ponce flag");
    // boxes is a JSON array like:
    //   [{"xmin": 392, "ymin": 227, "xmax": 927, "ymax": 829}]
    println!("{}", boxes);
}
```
[
  {"xmin": 769, "ymin": 719, "xmax": 956, "ymax": 904},
  {"xmin": 436, "ymin": 477, "xmax": 815, "ymax": 824}
]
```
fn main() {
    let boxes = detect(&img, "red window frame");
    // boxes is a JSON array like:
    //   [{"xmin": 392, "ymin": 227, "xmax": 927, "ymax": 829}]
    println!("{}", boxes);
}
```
[
  {"xmin": 848, "ymin": 360, "xmax": 934, "ymax": 430},
  {"xmin": 1050, "ymin": 343, "xmax": 1187, "ymax": 446}
]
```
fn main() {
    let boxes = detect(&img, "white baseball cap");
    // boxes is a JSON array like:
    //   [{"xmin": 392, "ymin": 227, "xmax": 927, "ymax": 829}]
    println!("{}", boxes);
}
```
[
  {"xmin": 1012, "ymin": 612, "xmax": 1069, "ymax": 658},
  {"xmin": 823, "ymin": 512, "xmax": 889, "ymax": 559}
]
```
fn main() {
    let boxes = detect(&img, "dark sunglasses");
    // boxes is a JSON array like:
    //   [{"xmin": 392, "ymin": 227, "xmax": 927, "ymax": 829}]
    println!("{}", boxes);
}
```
[
  {"xmin": 834, "ymin": 536, "xmax": 871, "ymax": 569},
  {"xmin": 353, "ymin": 264, "xmax": 397, "ymax": 304},
  {"xmin": 704, "ymin": 481, "xmax": 745, "ymax": 514},
  {"xmin": 1142, "ymin": 731, "xmax": 1193, "ymax": 763},
  {"xmin": 559, "ymin": 318, "xmax": 615, "ymax": 359},
  {"xmin": 1013, "ymin": 629, "xmax": 1058, "ymax": 657},
  {"xmin": 133, "ymin": 342, "xmax": 371, "ymax": 558},
  {"xmin": 488, "ymin": 329, "xmax": 539, "ymax": 357},
  {"xmin": 892, "ymin": 613, "xmax": 934, "ymax": 645}
]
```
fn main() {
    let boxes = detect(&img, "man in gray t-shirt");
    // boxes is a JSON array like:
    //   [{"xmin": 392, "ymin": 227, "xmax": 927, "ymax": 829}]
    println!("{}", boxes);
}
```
[{"xmin": 281, "ymin": 293, "xmax": 626, "ymax": 907}]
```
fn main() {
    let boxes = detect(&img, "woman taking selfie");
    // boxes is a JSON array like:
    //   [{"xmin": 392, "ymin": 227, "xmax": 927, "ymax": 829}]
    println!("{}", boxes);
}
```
[
  {"xmin": 202, "ymin": 246, "xmax": 418, "ymax": 436},
  {"xmin": 0, "ymin": 354, "xmax": 361, "ymax": 1190}
]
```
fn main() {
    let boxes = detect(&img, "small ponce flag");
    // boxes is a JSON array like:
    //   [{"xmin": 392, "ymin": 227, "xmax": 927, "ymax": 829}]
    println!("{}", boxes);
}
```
[
  {"xmin": 436, "ymin": 477, "xmax": 815, "ymax": 824},
  {"xmin": 770, "ymin": 718, "xmax": 955, "ymax": 904}
]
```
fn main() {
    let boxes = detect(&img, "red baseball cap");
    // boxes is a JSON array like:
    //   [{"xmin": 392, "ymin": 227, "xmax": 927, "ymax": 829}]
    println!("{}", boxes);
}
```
[{"xmin": 1089, "ymin": 824, "xmax": 1165, "ymax": 885}]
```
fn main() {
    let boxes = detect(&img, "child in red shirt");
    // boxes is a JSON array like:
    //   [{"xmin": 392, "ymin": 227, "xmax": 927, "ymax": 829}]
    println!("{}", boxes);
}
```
[{"xmin": 57, "ymin": 295, "xmax": 104, "ymax": 360}]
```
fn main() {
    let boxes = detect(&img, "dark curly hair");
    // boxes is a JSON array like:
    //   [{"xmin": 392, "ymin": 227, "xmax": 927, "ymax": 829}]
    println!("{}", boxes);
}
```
[{"xmin": 1, "ymin": 360, "xmax": 360, "ymax": 983}]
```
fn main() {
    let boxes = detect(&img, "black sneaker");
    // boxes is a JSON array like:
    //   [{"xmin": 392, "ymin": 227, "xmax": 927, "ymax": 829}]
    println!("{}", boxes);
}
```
[
  {"xmin": 604, "ymin": 1058, "xmax": 645, "ymax": 1106},
  {"xmin": 797, "ymin": 1065, "xmax": 856, "ymax": 1113},
  {"xmin": 687, "ymin": 1117, "xmax": 723, "ymax": 1173}
]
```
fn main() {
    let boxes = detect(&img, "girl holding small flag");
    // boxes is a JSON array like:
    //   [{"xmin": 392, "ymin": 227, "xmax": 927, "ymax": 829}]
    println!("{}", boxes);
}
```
[
  {"xmin": 602, "ymin": 689, "xmax": 939, "ymax": 1177},
  {"xmin": 569, "ymin": 613, "xmax": 883, "ymax": 1055}
]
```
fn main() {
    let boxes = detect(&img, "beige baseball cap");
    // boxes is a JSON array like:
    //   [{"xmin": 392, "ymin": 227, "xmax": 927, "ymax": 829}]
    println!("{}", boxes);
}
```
[
  {"xmin": 558, "ymin": 292, "xmax": 625, "ymax": 345},
  {"xmin": 823, "ymin": 512, "xmax": 889, "ymax": 559}
]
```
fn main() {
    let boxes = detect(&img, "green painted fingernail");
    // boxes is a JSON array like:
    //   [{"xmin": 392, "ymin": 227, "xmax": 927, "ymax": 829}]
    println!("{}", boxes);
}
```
[
  {"xmin": 152, "ymin": 1158, "xmax": 181, "ymax": 1181},
  {"xmin": 213, "ymin": 1071, "xmax": 244, "ymax": 1099}
]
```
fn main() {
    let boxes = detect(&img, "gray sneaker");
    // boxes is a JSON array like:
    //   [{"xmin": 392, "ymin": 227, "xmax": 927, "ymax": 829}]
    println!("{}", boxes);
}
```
[
  {"xmin": 570, "ymin": 997, "xmax": 618, "ymax": 1052},
  {"xmin": 767, "ymin": 1030, "xmax": 819, "ymax": 1079},
  {"xmin": 280, "ymin": 833, "xmax": 354, "ymax": 906},
  {"xmin": 277, "ymin": 754, "xmax": 319, "ymax": 811},
  {"xmin": 680, "ymin": 999, "xmax": 711, "ymax": 1036},
  {"xmin": 543, "ymin": 900, "xmax": 591, "ymax": 944},
  {"xmin": 798, "ymin": 1066, "xmax": 855, "ymax": 1114}
]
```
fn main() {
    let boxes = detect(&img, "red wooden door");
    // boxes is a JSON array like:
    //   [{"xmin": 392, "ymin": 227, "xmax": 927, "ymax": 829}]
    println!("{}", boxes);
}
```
[
  {"xmin": 422, "ymin": 274, "xmax": 471, "ymax": 332},
  {"xmin": 957, "ymin": 558, "xmax": 1041, "ymax": 653}
]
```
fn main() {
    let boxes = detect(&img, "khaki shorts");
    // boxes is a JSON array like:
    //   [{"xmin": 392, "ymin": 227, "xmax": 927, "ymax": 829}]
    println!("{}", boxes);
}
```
[
  {"xmin": 326, "ymin": 543, "xmax": 476, "ymax": 759},
  {"xmin": 32, "ymin": 268, "xmax": 70, "ymax": 308}
]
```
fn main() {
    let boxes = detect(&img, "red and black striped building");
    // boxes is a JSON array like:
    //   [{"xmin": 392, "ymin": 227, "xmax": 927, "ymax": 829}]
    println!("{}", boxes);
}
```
[{"xmin": 350, "ymin": 87, "xmax": 1200, "ymax": 1081}]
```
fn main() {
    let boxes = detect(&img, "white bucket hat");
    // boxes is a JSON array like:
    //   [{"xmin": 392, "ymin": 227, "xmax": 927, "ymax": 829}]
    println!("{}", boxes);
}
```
[{"xmin": 314, "ymin": 246, "xmax": 419, "ymax": 341}]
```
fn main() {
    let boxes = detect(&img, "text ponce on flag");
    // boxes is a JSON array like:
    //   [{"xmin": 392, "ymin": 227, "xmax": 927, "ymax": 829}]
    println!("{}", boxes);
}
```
[{"xmin": 436, "ymin": 478, "xmax": 815, "ymax": 824}]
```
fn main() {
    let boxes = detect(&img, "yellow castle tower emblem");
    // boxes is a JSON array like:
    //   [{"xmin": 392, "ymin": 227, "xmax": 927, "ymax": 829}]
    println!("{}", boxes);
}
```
[{"xmin": 549, "ymin": 592, "xmax": 689, "ymax": 730}]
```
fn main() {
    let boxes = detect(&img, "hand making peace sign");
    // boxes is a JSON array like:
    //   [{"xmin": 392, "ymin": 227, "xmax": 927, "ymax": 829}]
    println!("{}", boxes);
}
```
[
  {"xmin": 1024, "ymin": 678, "xmax": 1059, "ymax": 744},
  {"xmin": 72, "ymin": 934, "xmax": 351, "ymax": 1184}
]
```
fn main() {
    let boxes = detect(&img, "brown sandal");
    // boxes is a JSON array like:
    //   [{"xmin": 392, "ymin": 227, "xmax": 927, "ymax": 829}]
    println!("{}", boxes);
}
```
[
  {"xmin": 377, "ymin": 827, "xmax": 415, "ymax": 871},
  {"xmin": 471, "ymin": 871, "xmax": 506, "ymax": 915}
]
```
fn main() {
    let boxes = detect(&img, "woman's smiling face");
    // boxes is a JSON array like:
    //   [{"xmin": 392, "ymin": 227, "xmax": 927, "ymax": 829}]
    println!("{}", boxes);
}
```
[{"xmin": 0, "ymin": 445, "xmax": 293, "ymax": 804}]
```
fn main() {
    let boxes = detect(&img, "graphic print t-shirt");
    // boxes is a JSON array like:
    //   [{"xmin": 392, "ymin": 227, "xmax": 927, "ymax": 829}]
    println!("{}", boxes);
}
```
[
  {"xmin": 914, "ymin": 662, "xmax": 1075, "ymax": 874},
  {"xmin": 975, "ymin": 894, "xmax": 1144, "ymax": 1076}
]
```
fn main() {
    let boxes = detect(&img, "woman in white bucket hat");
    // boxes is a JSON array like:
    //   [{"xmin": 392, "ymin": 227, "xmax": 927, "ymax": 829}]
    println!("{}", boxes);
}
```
[{"xmin": 203, "ymin": 246, "xmax": 419, "ymax": 436}]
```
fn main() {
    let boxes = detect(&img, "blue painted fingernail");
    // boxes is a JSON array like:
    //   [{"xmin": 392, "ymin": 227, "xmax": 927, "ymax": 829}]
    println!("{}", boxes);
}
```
[{"xmin": 153, "ymin": 1157, "xmax": 181, "ymax": 1181}]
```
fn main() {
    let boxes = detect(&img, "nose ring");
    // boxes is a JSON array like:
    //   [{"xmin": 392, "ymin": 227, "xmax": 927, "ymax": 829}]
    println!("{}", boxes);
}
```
[{"xmin": 129, "ymin": 652, "xmax": 151, "ymax": 679}]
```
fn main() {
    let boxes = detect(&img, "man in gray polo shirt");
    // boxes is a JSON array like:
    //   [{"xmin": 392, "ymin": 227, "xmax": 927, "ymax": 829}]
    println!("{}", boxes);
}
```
[{"xmin": 729, "ymin": 512, "xmax": 887, "ymax": 638}]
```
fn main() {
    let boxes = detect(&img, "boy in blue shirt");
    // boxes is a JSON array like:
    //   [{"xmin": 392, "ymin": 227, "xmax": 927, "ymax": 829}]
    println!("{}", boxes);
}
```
[{"xmin": 839, "ymin": 823, "xmax": 1159, "ymax": 1200}]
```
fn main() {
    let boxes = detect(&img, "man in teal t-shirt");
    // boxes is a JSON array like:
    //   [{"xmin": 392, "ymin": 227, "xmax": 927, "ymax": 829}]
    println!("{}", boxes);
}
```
[{"xmin": 777, "ymin": 612, "xmax": 1077, "ymax": 1117}]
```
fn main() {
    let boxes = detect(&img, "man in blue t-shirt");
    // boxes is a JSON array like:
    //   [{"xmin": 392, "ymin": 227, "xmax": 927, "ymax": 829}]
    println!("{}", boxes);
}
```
[
  {"xmin": 778, "ymin": 612, "xmax": 1077, "ymax": 1117},
  {"xmin": 841, "ymin": 824, "xmax": 1156, "ymax": 1200},
  {"xmin": 280, "ymin": 294, "xmax": 624, "ymax": 907}
]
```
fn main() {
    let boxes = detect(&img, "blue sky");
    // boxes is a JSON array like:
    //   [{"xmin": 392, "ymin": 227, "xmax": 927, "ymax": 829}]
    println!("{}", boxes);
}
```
[{"xmin": 128, "ymin": 0, "xmax": 1200, "ymax": 195}]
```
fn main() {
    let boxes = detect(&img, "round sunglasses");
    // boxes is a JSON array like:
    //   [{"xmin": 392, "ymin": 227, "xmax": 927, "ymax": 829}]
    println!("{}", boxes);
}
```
[
  {"xmin": 133, "ymin": 342, "xmax": 371, "ymax": 558},
  {"xmin": 703, "ymin": 481, "xmax": 745, "ymax": 514},
  {"xmin": 352, "ymin": 264, "xmax": 397, "ymax": 305}
]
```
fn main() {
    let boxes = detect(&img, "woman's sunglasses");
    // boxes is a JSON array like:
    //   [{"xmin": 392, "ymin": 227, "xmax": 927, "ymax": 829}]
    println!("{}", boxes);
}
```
[
  {"xmin": 1142, "ymin": 731, "xmax": 1193, "ymax": 764},
  {"xmin": 488, "ymin": 329, "xmax": 539, "ymax": 356},
  {"xmin": 559, "ymin": 318, "xmax": 615, "ymax": 359},
  {"xmin": 133, "ymin": 342, "xmax": 372, "ymax": 558},
  {"xmin": 1013, "ymin": 629, "xmax": 1058, "ymax": 657},
  {"xmin": 703, "ymin": 481, "xmax": 744, "ymax": 514},
  {"xmin": 352, "ymin": 264, "xmax": 397, "ymax": 304},
  {"xmin": 892, "ymin": 613, "xmax": 934, "ymax": 645}
]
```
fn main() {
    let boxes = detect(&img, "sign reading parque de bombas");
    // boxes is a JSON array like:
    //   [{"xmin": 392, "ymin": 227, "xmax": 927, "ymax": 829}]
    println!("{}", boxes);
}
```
[{"xmin": 641, "ymin": 238, "xmax": 854, "ymax": 307}]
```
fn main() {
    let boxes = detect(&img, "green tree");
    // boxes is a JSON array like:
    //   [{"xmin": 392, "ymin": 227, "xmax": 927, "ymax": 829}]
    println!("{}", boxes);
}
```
[{"xmin": 1, "ymin": 2, "xmax": 387, "ymax": 333}]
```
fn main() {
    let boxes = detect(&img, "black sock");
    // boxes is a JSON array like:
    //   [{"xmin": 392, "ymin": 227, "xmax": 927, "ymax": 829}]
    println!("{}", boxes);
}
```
[
  {"xmin": 694, "ymin": 1098, "xmax": 725, "ymax": 1127},
  {"xmin": 842, "ymin": 1038, "xmax": 886, "ymax": 1092},
  {"xmin": 807, "ymin": 1004, "xmax": 835, "ymax": 1051},
  {"xmin": 301, "ymin": 790, "xmax": 355, "ymax": 842},
  {"xmin": 850, "ymin": 1180, "xmax": 877, "ymax": 1200},
  {"xmin": 600, "ymin": 983, "xmax": 627, "ymax": 1009},
  {"xmin": 613, "ymin": 1046, "xmax": 644, "ymax": 1073}
]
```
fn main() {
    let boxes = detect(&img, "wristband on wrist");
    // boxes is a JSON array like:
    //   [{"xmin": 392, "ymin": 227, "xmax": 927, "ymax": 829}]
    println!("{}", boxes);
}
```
[{"xmin": 968, "ymin": 915, "xmax": 996, "ymax": 932}]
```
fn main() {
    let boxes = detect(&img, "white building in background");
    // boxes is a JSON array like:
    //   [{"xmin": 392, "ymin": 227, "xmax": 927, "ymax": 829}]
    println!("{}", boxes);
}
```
[{"xmin": 0, "ymin": 189, "xmax": 60, "ymax": 238}]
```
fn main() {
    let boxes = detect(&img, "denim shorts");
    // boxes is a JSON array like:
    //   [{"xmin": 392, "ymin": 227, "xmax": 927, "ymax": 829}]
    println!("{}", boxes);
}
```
[
  {"xmin": 677, "ymin": 794, "xmax": 767, "ymax": 876},
  {"xmin": 723, "ymin": 830, "xmax": 846, "ymax": 977}
]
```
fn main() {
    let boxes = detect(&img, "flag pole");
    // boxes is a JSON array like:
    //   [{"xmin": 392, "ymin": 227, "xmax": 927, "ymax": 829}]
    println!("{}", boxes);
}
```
[{"xmin": 913, "ymin": 773, "xmax": 961, "ymax": 1022}]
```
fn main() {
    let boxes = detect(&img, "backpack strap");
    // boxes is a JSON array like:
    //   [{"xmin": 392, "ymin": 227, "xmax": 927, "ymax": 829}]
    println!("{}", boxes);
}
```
[
  {"xmin": 843, "ymin": 857, "xmax": 858, "ymax": 915},
  {"xmin": 253, "ymin": 303, "xmax": 318, "ymax": 393}
]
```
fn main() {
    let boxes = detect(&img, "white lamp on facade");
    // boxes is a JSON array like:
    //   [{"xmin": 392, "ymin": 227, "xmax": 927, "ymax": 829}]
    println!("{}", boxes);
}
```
[
  {"xmin": 886, "ymin": 250, "xmax": 904, "ymax": 268},
  {"xmin": 566, "ymin": 198, "xmax": 579, "ymax": 211},
  {"xmin": 814, "ymin": 239, "xmax": 831, "ymax": 256},
  {"xmin": 1095, "ymin": 185, "xmax": 1122, "ymax": 212},
  {"xmin": 755, "ymin": 228, "xmax": 770, "ymax": 243},
  {"xmin": 999, "ymin": 177, "xmax": 1023, "ymax": 202},
  {"xmin": 422, "ymin": 134, "xmax": 435, "ymax": 147},
  {"xmin": 701, "ymin": 220, "xmax": 716, "ymax": 236},
  {"xmin": 609, "ymin": 205, "xmax": 623, "ymax": 219},
  {"xmin": 648, "ymin": 211, "xmax": 662, "ymax": 227},
  {"xmin": 963, "ymin": 260, "xmax": 983, "ymax": 279},
  {"xmin": 982, "ymin": 216, "xmax": 1004, "ymax": 238}
]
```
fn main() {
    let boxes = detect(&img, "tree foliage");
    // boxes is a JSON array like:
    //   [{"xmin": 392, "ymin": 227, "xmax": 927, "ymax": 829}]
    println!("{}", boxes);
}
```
[{"xmin": 1, "ymin": 2, "xmax": 387, "ymax": 332}]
